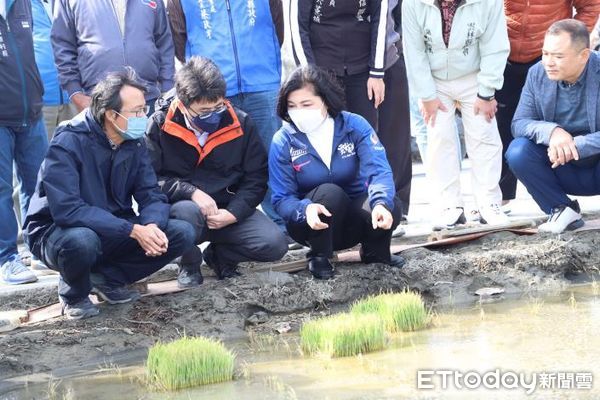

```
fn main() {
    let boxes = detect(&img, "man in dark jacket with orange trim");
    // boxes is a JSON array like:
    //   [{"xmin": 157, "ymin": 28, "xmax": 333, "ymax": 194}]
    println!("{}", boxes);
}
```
[{"xmin": 146, "ymin": 57, "xmax": 287, "ymax": 287}]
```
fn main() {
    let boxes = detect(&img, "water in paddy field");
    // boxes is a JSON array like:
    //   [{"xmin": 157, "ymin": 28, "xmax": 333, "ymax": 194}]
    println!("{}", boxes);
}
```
[{"xmin": 2, "ymin": 285, "xmax": 599, "ymax": 400}]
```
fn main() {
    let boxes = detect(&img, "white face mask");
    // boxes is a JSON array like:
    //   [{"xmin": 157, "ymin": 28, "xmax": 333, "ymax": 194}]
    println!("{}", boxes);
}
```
[{"xmin": 288, "ymin": 107, "xmax": 327, "ymax": 133}]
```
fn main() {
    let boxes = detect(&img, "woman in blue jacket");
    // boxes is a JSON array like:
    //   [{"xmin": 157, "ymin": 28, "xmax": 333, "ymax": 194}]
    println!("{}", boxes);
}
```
[{"xmin": 269, "ymin": 65, "xmax": 405, "ymax": 280}]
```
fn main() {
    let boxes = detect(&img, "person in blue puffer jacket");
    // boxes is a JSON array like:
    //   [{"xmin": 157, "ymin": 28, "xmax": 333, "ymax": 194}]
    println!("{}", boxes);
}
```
[{"xmin": 269, "ymin": 65, "xmax": 405, "ymax": 280}]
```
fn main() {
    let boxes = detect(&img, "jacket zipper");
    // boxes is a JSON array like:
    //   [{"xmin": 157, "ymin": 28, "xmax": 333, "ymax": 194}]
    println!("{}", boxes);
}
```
[
  {"xmin": 109, "ymin": 1, "xmax": 127, "ymax": 65},
  {"xmin": 225, "ymin": 0, "xmax": 243, "ymax": 94},
  {"xmin": 4, "ymin": 17, "xmax": 29, "ymax": 126}
]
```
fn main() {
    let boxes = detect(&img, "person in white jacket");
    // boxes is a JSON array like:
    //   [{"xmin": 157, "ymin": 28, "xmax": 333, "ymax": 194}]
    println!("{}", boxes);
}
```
[{"xmin": 402, "ymin": 0, "xmax": 510, "ymax": 230}]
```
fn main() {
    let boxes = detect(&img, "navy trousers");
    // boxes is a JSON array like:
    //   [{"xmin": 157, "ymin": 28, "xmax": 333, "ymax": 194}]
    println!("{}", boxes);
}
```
[
  {"xmin": 506, "ymin": 137, "xmax": 600, "ymax": 213},
  {"xmin": 38, "ymin": 219, "xmax": 195, "ymax": 304}
]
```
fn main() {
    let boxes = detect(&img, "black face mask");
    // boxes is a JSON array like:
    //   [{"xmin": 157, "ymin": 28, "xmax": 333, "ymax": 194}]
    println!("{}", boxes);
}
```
[{"xmin": 191, "ymin": 109, "xmax": 225, "ymax": 134}]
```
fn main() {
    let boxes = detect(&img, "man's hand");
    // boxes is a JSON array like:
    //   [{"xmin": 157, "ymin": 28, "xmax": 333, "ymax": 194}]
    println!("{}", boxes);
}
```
[
  {"xmin": 367, "ymin": 77, "xmax": 385, "ymax": 109},
  {"xmin": 371, "ymin": 204, "xmax": 393, "ymax": 230},
  {"xmin": 548, "ymin": 127, "xmax": 579, "ymax": 168},
  {"xmin": 130, "ymin": 223, "xmax": 169, "ymax": 257},
  {"xmin": 419, "ymin": 98, "xmax": 448, "ymax": 128},
  {"xmin": 305, "ymin": 203, "xmax": 331, "ymax": 230},
  {"xmin": 71, "ymin": 92, "xmax": 92, "ymax": 112},
  {"xmin": 192, "ymin": 189, "xmax": 218, "ymax": 217},
  {"xmin": 473, "ymin": 98, "xmax": 498, "ymax": 123},
  {"xmin": 206, "ymin": 209, "xmax": 237, "ymax": 230}
]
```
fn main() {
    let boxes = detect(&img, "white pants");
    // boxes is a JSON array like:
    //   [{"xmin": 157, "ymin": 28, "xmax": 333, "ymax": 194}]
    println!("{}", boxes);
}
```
[{"xmin": 426, "ymin": 73, "xmax": 503, "ymax": 212}]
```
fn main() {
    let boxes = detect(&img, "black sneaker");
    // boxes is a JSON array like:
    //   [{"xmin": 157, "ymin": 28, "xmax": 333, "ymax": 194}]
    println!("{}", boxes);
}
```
[
  {"xmin": 360, "ymin": 247, "xmax": 406, "ymax": 268},
  {"xmin": 91, "ymin": 283, "xmax": 140, "ymax": 304},
  {"xmin": 61, "ymin": 297, "xmax": 100, "ymax": 320},
  {"xmin": 177, "ymin": 265, "xmax": 203, "ymax": 288},
  {"xmin": 308, "ymin": 256, "xmax": 334, "ymax": 280},
  {"xmin": 204, "ymin": 247, "xmax": 241, "ymax": 280}
]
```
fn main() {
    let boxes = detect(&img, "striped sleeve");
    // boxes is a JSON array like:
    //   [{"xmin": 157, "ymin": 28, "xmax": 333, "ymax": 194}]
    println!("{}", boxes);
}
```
[
  {"xmin": 289, "ymin": 0, "xmax": 315, "ymax": 66},
  {"xmin": 369, "ymin": 0, "xmax": 389, "ymax": 78}
]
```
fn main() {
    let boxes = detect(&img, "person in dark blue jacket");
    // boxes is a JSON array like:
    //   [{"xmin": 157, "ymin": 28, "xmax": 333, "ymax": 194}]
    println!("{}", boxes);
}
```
[
  {"xmin": 0, "ymin": 0, "xmax": 48, "ymax": 286},
  {"xmin": 24, "ymin": 70, "xmax": 195, "ymax": 320},
  {"xmin": 269, "ymin": 65, "xmax": 405, "ymax": 280}
]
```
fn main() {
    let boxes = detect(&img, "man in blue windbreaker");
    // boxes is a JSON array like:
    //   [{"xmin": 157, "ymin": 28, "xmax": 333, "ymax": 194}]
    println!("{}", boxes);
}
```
[
  {"xmin": 0, "ymin": 0, "xmax": 48, "ymax": 286},
  {"xmin": 24, "ymin": 70, "xmax": 195, "ymax": 320}
]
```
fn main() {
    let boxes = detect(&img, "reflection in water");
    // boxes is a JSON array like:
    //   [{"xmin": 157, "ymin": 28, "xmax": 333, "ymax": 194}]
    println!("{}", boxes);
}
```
[{"xmin": 4, "ymin": 287, "xmax": 600, "ymax": 400}]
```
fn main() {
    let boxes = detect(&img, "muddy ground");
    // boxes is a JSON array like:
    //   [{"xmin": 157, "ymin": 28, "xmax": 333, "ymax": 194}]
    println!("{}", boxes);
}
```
[{"xmin": 1, "ymin": 229, "xmax": 599, "ymax": 381}]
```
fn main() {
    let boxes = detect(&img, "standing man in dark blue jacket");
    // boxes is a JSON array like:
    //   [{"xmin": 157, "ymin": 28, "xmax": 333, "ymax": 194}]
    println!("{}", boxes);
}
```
[
  {"xmin": 167, "ymin": 0, "xmax": 289, "ymax": 242},
  {"xmin": 24, "ymin": 70, "xmax": 195, "ymax": 320},
  {"xmin": 51, "ymin": 0, "xmax": 175, "ymax": 114},
  {"xmin": 0, "ymin": 0, "xmax": 48, "ymax": 285}
]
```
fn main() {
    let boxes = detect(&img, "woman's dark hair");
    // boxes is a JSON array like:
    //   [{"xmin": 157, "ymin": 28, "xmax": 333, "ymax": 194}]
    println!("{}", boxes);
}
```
[
  {"xmin": 91, "ymin": 67, "xmax": 147, "ymax": 125},
  {"xmin": 175, "ymin": 56, "xmax": 227, "ymax": 107},
  {"xmin": 276, "ymin": 65, "xmax": 345, "ymax": 123}
]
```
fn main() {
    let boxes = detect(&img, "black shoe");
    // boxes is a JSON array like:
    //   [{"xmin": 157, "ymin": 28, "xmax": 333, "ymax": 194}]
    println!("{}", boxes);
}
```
[
  {"xmin": 204, "ymin": 247, "xmax": 241, "ymax": 280},
  {"xmin": 285, "ymin": 233, "xmax": 304, "ymax": 250},
  {"xmin": 177, "ymin": 265, "xmax": 203, "ymax": 288},
  {"xmin": 308, "ymin": 256, "xmax": 334, "ymax": 280},
  {"xmin": 360, "ymin": 247, "xmax": 406, "ymax": 268},
  {"xmin": 389, "ymin": 254, "xmax": 406, "ymax": 268},
  {"xmin": 91, "ymin": 283, "xmax": 140, "ymax": 304},
  {"xmin": 60, "ymin": 297, "xmax": 100, "ymax": 320}
]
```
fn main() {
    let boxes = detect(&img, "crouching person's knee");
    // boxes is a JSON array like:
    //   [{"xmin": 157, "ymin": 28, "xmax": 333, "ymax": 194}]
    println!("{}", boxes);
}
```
[
  {"xmin": 505, "ymin": 137, "xmax": 538, "ymax": 175},
  {"xmin": 170, "ymin": 200, "xmax": 205, "ymax": 243},
  {"xmin": 164, "ymin": 219, "xmax": 196, "ymax": 254},
  {"xmin": 54, "ymin": 227, "xmax": 101, "ymax": 269}
]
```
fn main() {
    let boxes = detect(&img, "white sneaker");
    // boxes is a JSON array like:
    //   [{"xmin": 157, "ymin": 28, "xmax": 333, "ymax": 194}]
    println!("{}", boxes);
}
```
[
  {"xmin": 433, "ymin": 207, "xmax": 466, "ymax": 231},
  {"xmin": 479, "ymin": 204, "xmax": 510, "ymax": 226},
  {"xmin": 538, "ymin": 204, "xmax": 584, "ymax": 234}
]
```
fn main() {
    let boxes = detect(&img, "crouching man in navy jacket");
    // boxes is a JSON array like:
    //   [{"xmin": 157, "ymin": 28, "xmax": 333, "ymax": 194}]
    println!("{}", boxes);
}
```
[
  {"xmin": 269, "ymin": 65, "xmax": 406, "ymax": 280},
  {"xmin": 24, "ymin": 71, "xmax": 195, "ymax": 320}
]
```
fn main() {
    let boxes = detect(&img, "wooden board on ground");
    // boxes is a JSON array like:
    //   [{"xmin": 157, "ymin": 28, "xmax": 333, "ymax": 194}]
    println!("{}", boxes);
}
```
[
  {"xmin": 20, "ymin": 281, "xmax": 190, "ymax": 328},
  {"xmin": 574, "ymin": 218, "xmax": 600, "ymax": 233},
  {"xmin": 428, "ymin": 219, "xmax": 537, "ymax": 241}
]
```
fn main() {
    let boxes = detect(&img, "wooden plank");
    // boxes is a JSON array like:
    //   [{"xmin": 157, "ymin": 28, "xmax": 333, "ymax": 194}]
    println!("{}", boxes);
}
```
[{"xmin": 429, "ymin": 220, "xmax": 536, "ymax": 241}]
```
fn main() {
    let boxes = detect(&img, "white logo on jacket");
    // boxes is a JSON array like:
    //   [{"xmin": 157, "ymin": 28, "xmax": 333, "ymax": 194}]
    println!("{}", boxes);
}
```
[
  {"xmin": 290, "ymin": 147, "xmax": 308, "ymax": 162},
  {"xmin": 337, "ymin": 142, "xmax": 356, "ymax": 158}
]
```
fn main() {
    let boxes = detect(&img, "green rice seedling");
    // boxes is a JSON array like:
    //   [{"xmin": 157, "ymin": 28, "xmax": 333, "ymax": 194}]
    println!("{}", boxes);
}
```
[
  {"xmin": 351, "ymin": 291, "xmax": 428, "ymax": 333},
  {"xmin": 147, "ymin": 336, "xmax": 235, "ymax": 391},
  {"xmin": 300, "ymin": 313, "xmax": 386, "ymax": 358}
]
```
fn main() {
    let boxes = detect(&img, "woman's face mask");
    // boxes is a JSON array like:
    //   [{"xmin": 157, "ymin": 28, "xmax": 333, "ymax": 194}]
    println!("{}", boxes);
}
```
[
  {"xmin": 288, "ymin": 107, "xmax": 327, "ymax": 133},
  {"xmin": 286, "ymin": 87, "xmax": 328, "ymax": 133}
]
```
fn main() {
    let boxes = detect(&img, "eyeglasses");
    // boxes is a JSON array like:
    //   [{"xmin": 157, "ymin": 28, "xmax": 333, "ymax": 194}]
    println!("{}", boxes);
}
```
[
  {"xmin": 119, "ymin": 105, "xmax": 151, "ymax": 118},
  {"xmin": 188, "ymin": 103, "xmax": 227, "ymax": 120}
]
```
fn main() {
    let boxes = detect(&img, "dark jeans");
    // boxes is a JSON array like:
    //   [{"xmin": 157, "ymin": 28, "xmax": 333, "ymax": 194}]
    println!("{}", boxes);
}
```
[
  {"xmin": 506, "ymin": 137, "xmax": 600, "ymax": 213},
  {"xmin": 0, "ymin": 118, "xmax": 48, "ymax": 264},
  {"xmin": 169, "ymin": 201, "xmax": 288, "ymax": 270},
  {"xmin": 38, "ymin": 219, "xmax": 195, "ymax": 304},
  {"xmin": 496, "ymin": 58, "xmax": 540, "ymax": 201},
  {"xmin": 287, "ymin": 183, "xmax": 401, "ymax": 262},
  {"xmin": 337, "ymin": 59, "xmax": 412, "ymax": 214}
]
